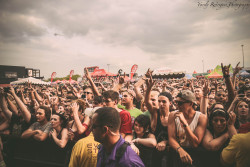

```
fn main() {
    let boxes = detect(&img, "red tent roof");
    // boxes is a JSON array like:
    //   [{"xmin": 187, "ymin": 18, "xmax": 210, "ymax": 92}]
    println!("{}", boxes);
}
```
[
  {"xmin": 91, "ymin": 69, "xmax": 116, "ymax": 77},
  {"xmin": 207, "ymin": 72, "xmax": 223, "ymax": 78},
  {"xmin": 193, "ymin": 70, "xmax": 197, "ymax": 74}
]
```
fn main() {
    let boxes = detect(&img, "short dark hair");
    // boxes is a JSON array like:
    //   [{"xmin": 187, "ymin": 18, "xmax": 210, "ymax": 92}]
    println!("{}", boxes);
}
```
[
  {"xmin": 53, "ymin": 113, "xmax": 68, "ymax": 128},
  {"xmin": 39, "ymin": 106, "xmax": 51, "ymax": 121},
  {"xmin": 102, "ymin": 90, "xmax": 119, "ymax": 102},
  {"xmin": 159, "ymin": 92, "xmax": 173, "ymax": 102},
  {"xmin": 94, "ymin": 96, "xmax": 103, "ymax": 105},
  {"xmin": 208, "ymin": 108, "xmax": 229, "ymax": 134},
  {"xmin": 134, "ymin": 114, "xmax": 151, "ymax": 133},
  {"xmin": 95, "ymin": 107, "xmax": 121, "ymax": 132}
]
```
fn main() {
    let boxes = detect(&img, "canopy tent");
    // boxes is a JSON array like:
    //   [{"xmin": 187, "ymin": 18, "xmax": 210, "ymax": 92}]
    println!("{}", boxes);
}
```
[
  {"xmin": 206, "ymin": 72, "xmax": 223, "ymax": 78},
  {"xmin": 185, "ymin": 74, "xmax": 194, "ymax": 79},
  {"xmin": 91, "ymin": 69, "xmax": 116, "ymax": 77},
  {"xmin": 10, "ymin": 77, "xmax": 50, "ymax": 85},
  {"xmin": 240, "ymin": 70, "xmax": 250, "ymax": 77}
]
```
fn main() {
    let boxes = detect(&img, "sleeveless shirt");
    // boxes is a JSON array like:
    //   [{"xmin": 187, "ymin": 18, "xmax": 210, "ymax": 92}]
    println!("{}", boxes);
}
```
[{"xmin": 175, "ymin": 111, "xmax": 201, "ymax": 147}]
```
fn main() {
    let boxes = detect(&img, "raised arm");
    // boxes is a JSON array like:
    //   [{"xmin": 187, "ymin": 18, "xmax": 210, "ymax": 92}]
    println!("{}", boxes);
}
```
[
  {"xmin": 221, "ymin": 63, "xmax": 235, "ymax": 105},
  {"xmin": 9, "ymin": 87, "xmax": 31, "ymax": 123},
  {"xmin": 85, "ymin": 68, "xmax": 101, "ymax": 96},
  {"xmin": 200, "ymin": 80, "xmax": 209, "ymax": 116},
  {"xmin": 0, "ymin": 93, "xmax": 12, "ymax": 120},
  {"xmin": 6, "ymin": 95, "xmax": 19, "ymax": 115},
  {"xmin": 232, "ymin": 62, "xmax": 242, "ymax": 89},
  {"xmin": 71, "ymin": 102, "xmax": 90, "ymax": 134},
  {"xmin": 112, "ymin": 73, "xmax": 125, "ymax": 92},
  {"xmin": 134, "ymin": 77, "xmax": 145, "ymax": 102},
  {"xmin": 144, "ymin": 69, "xmax": 156, "ymax": 115}
]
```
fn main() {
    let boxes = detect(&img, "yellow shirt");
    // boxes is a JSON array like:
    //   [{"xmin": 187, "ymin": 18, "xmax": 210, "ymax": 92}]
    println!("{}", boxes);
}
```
[
  {"xmin": 221, "ymin": 132, "xmax": 250, "ymax": 167},
  {"xmin": 69, "ymin": 133, "xmax": 100, "ymax": 167}
]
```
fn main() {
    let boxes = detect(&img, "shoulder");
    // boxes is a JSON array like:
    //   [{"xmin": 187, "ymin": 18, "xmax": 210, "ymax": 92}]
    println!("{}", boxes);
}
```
[
  {"xmin": 198, "ymin": 112, "xmax": 207, "ymax": 123},
  {"xmin": 61, "ymin": 128, "xmax": 68, "ymax": 134},
  {"xmin": 119, "ymin": 109, "xmax": 131, "ymax": 117},
  {"xmin": 119, "ymin": 145, "xmax": 144, "ymax": 167}
]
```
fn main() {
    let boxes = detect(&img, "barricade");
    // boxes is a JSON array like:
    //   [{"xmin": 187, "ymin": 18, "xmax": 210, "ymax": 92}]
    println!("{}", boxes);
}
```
[{"xmin": 1, "ymin": 135, "xmax": 75, "ymax": 167}]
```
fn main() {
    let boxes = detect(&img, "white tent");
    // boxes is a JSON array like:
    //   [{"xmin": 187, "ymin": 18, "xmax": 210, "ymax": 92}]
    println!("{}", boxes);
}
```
[{"xmin": 10, "ymin": 77, "xmax": 50, "ymax": 85}]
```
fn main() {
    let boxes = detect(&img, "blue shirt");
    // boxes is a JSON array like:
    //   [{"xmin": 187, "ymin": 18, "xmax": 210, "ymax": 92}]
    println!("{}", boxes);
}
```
[{"xmin": 97, "ymin": 135, "xmax": 145, "ymax": 167}]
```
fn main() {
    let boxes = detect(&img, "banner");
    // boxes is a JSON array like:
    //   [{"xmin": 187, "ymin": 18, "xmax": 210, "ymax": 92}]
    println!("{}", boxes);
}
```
[
  {"xmin": 130, "ymin": 64, "xmax": 138, "ymax": 79},
  {"xmin": 69, "ymin": 70, "xmax": 74, "ymax": 81},
  {"xmin": 51, "ymin": 72, "xmax": 57, "ymax": 82}
]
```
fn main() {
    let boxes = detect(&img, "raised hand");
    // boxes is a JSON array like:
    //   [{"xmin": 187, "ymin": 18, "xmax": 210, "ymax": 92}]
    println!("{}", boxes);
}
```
[
  {"xmin": 84, "ymin": 67, "xmax": 91, "ymax": 80},
  {"xmin": 228, "ymin": 111, "xmax": 236, "ymax": 126},
  {"xmin": 118, "ymin": 72, "xmax": 126, "ymax": 85},
  {"xmin": 145, "ymin": 68, "xmax": 153, "ymax": 78},
  {"xmin": 71, "ymin": 102, "xmax": 79, "ymax": 115},
  {"xmin": 221, "ymin": 63, "xmax": 231, "ymax": 77},
  {"xmin": 144, "ymin": 71, "xmax": 155, "ymax": 89},
  {"xmin": 202, "ymin": 80, "xmax": 210, "ymax": 96},
  {"xmin": 233, "ymin": 62, "xmax": 242, "ymax": 75}
]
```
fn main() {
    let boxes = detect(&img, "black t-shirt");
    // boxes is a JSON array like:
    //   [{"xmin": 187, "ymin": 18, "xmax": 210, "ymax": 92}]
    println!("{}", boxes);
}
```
[{"xmin": 9, "ymin": 114, "xmax": 36, "ymax": 137}]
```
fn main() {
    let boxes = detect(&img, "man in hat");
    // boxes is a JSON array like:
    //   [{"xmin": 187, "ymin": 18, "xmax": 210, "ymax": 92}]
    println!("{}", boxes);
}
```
[{"xmin": 168, "ymin": 90, "xmax": 207, "ymax": 166}]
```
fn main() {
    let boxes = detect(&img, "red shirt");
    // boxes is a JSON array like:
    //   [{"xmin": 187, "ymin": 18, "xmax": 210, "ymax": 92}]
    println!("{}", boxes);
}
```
[{"xmin": 119, "ymin": 109, "xmax": 132, "ymax": 134}]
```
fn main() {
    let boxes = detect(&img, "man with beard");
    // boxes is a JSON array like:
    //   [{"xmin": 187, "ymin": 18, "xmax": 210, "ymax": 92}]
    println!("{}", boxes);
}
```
[{"xmin": 21, "ymin": 106, "xmax": 52, "ymax": 141}]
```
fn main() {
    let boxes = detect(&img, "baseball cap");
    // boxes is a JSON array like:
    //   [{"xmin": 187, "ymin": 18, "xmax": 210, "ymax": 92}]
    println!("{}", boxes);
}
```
[{"xmin": 177, "ymin": 90, "xmax": 197, "ymax": 105}]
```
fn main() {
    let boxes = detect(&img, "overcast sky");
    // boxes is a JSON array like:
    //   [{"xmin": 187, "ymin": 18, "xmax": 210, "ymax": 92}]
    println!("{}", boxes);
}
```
[{"xmin": 0, "ymin": 0, "xmax": 250, "ymax": 79}]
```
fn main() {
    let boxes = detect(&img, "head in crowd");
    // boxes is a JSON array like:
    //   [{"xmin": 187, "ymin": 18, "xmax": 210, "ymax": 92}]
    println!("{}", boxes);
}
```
[
  {"xmin": 67, "ymin": 91, "xmax": 76, "ymax": 99},
  {"xmin": 82, "ymin": 86, "xmax": 94, "ymax": 101},
  {"xmin": 92, "ymin": 107, "xmax": 121, "ymax": 143},
  {"xmin": 215, "ymin": 90, "xmax": 227, "ymax": 103},
  {"xmin": 210, "ymin": 88, "xmax": 216, "ymax": 95},
  {"xmin": 208, "ymin": 108, "xmax": 229, "ymax": 136},
  {"xmin": 102, "ymin": 90, "xmax": 119, "ymax": 107},
  {"xmin": 209, "ymin": 102, "xmax": 224, "ymax": 116},
  {"xmin": 175, "ymin": 90, "xmax": 197, "ymax": 111},
  {"xmin": 208, "ymin": 94, "xmax": 216, "ymax": 107},
  {"xmin": 36, "ymin": 106, "xmax": 51, "ymax": 123},
  {"xmin": 57, "ymin": 103, "xmax": 65, "ymax": 114},
  {"xmin": 121, "ymin": 90, "xmax": 135, "ymax": 106},
  {"xmin": 93, "ymin": 95, "xmax": 103, "ymax": 107},
  {"xmin": 158, "ymin": 92, "xmax": 173, "ymax": 111},
  {"xmin": 194, "ymin": 86, "xmax": 203, "ymax": 99},
  {"xmin": 133, "ymin": 115, "xmax": 151, "ymax": 136},
  {"xmin": 140, "ymin": 100, "xmax": 148, "ymax": 112},
  {"xmin": 51, "ymin": 113, "xmax": 68, "ymax": 129},
  {"xmin": 234, "ymin": 100, "xmax": 249, "ymax": 123},
  {"xmin": 150, "ymin": 90, "xmax": 159, "ymax": 109}
]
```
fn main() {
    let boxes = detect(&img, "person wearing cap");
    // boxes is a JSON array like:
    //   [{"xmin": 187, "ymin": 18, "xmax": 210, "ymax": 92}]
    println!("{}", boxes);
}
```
[
  {"xmin": 144, "ymin": 74, "xmax": 173, "ymax": 167},
  {"xmin": 120, "ymin": 90, "xmax": 143, "ymax": 125},
  {"xmin": 168, "ymin": 90, "xmax": 207, "ymax": 166}
]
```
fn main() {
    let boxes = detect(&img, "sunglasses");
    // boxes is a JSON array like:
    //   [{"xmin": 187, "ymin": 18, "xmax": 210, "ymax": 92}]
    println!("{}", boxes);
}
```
[
  {"xmin": 83, "ymin": 91, "xmax": 92, "ymax": 94},
  {"xmin": 175, "ymin": 101, "xmax": 189, "ymax": 106}
]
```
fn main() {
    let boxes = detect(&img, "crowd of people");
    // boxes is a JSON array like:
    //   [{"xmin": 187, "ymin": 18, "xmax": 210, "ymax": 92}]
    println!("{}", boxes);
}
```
[{"xmin": 0, "ymin": 64, "xmax": 250, "ymax": 167}]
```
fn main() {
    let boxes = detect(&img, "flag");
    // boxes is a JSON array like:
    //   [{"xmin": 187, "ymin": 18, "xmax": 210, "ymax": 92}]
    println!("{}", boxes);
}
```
[
  {"xmin": 130, "ymin": 64, "xmax": 138, "ymax": 79},
  {"xmin": 51, "ymin": 72, "xmax": 57, "ymax": 82},
  {"xmin": 69, "ymin": 70, "xmax": 74, "ymax": 81}
]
